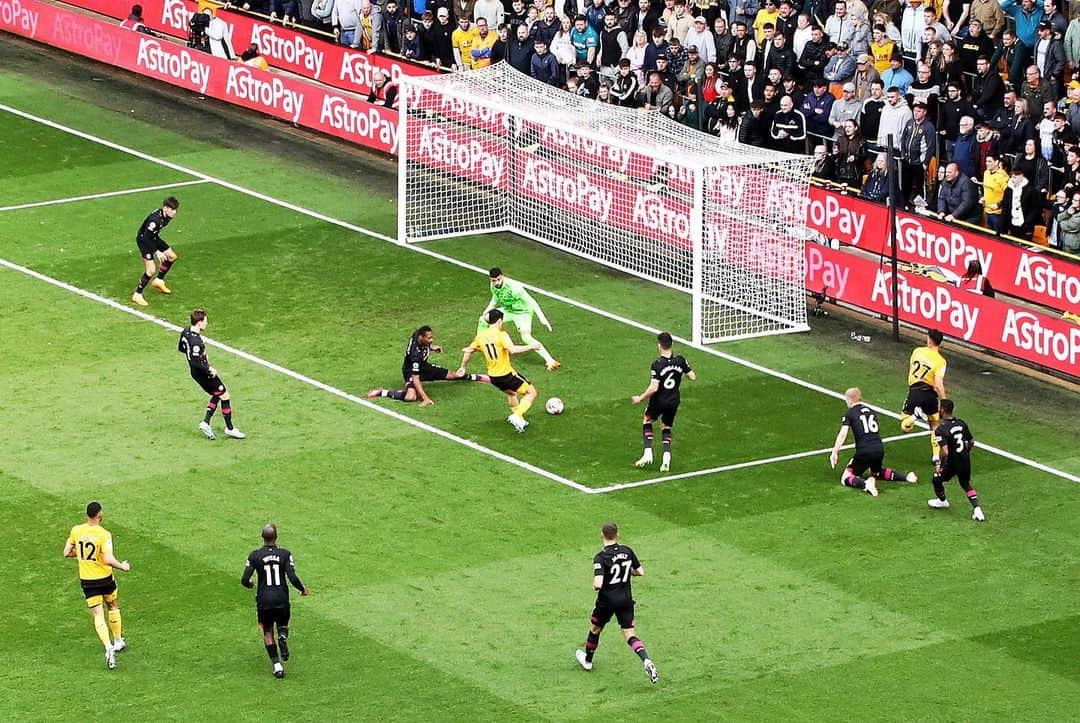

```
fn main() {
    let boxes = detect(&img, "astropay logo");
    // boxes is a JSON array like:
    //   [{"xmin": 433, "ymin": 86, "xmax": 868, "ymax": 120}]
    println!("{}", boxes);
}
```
[
  {"xmin": 871, "ymin": 269, "xmax": 980, "ymax": 340},
  {"xmin": 226, "ymin": 66, "xmax": 303, "ymax": 122},
  {"xmin": 1013, "ymin": 254, "xmax": 1080, "ymax": 306},
  {"xmin": 51, "ymin": 13, "xmax": 122, "ymax": 63},
  {"xmin": 1001, "ymin": 310, "xmax": 1080, "ymax": 366},
  {"xmin": 521, "ymin": 158, "xmax": 612, "ymax": 222},
  {"xmin": 633, "ymin": 191, "xmax": 691, "ymax": 243},
  {"xmin": 136, "ymin": 38, "xmax": 210, "ymax": 94},
  {"xmin": 0, "ymin": 0, "xmax": 38, "ymax": 36},
  {"xmin": 339, "ymin": 51, "xmax": 398, "ymax": 91},
  {"xmin": 160, "ymin": 0, "xmax": 193, "ymax": 32},
  {"xmin": 252, "ymin": 23, "xmax": 324, "ymax": 77},
  {"xmin": 540, "ymin": 128, "xmax": 631, "ymax": 174},
  {"xmin": 320, "ymin": 95, "xmax": 397, "ymax": 152},
  {"xmin": 804, "ymin": 190, "xmax": 868, "ymax": 245},
  {"xmin": 416, "ymin": 126, "xmax": 503, "ymax": 187},
  {"xmin": 805, "ymin": 243, "xmax": 851, "ymax": 297},
  {"xmin": 895, "ymin": 216, "xmax": 992, "ymax": 272}
]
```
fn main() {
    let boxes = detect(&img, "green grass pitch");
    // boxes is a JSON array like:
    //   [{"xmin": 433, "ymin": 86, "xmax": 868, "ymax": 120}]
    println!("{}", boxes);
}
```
[{"xmin": 1, "ymin": 52, "xmax": 1079, "ymax": 722}]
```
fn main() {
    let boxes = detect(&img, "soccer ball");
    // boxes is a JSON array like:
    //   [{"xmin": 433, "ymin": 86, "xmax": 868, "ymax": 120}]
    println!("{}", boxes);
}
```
[{"xmin": 545, "ymin": 397, "xmax": 564, "ymax": 415}]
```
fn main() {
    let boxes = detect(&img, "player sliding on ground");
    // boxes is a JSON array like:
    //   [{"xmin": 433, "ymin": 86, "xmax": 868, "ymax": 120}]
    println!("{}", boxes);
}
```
[
  {"xmin": 131, "ymin": 196, "xmax": 180, "ymax": 307},
  {"xmin": 632, "ymin": 332, "xmax": 695, "ymax": 473},
  {"xmin": 459, "ymin": 309, "xmax": 540, "ymax": 433},
  {"xmin": 63, "ymin": 501, "xmax": 131, "ymax": 670},
  {"xmin": 829, "ymin": 387, "xmax": 918, "ymax": 497},
  {"xmin": 478, "ymin": 267, "xmax": 560, "ymax": 371},
  {"xmin": 900, "ymin": 329, "xmax": 948, "ymax": 463},
  {"xmin": 367, "ymin": 325, "xmax": 490, "ymax": 406}
]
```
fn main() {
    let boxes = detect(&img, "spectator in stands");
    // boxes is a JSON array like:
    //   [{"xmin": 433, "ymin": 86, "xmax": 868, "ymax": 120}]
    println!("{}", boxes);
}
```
[
  {"xmin": 469, "ymin": 17, "xmax": 497, "ymax": 67},
  {"xmin": 731, "ymin": 0, "xmax": 760, "ymax": 34},
  {"xmin": 240, "ymin": 43, "xmax": 270, "ymax": 70},
  {"xmin": 1015, "ymin": 136, "xmax": 1051, "ymax": 195},
  {"xmin": 835, "ymin": 118, "xmax": 866, "ymax": 184},
  {"xmin": 869, "ymin": 23, "xmax": 894, "ymax": 73},
  {"xmin": 901, "ymin": 0, "xmax": 926, "ymax": 64},
  {"xmin": 799, "ymin": 25, "xmax": 829, "ymax": 83},
  {"xmin": 666, "ymin": 36, "xmax": 689, "ymax": 75},
  {"xmin": 860, "ymin": 152, "xmax": 891, "ymax": 200},
  {"xmin": 532, "ymin": 5, "xmax": 560, "ymax": 46},
  {"xmin": 981, "ymin": 153, "xmax": 1009, "ymax": 231},
  {"xmin": 881, "ymin": 53, "xmax": 913, "ymax": 93},
  {"xmin": 737, "ymin": 100, "xmax": 769, "ymax": 144},
  {"xmin": 473, "ymin": 0, "xmax": 502, "ymax": 28},
  {"xmin": 358, "ymin": 0, "xmax": 383, "ymax": 52},
  {"xmin": 1066, "ymin": 85, "xmax": 1080, "ymax": 136},
  {"xmin": 530, "ymin": 38, "xmax": 561, "ymax": 85},
  {"xmin": 713, "ymin": 16, "xmax": 733, "ymax": 63},
  {"xmin": 585, "ymin": 0, "xmax": 607, "ymax": 33},
  {"xmin": 654, "ymin": 54, "xmax": 679, "ymax": 91},
  {"xmin": 632, "ymin": 0, "xmax": 660, "ymax": 39},
  {"xmin": 1038, "ymin": 99, "xmax": 1058, "ymax": 159},
  {"xmin": 1043, "ymin": 0, "xmax": 1068, "ymax": 38},
  {"xmin": 772, "ymin": 94, "xmax": 808, "ymax": 152},
  {"xmin": 861, "ymin": 79, "xmax": 886, "ymax": 145},
  {"xmin": 432, "ymin": 8, "xmax": 456, "ymax": 68},
  {"xmin": 780, "ymin": 73, "xmax": 804, "ymax": 106},
  {"xmin": 878, "ymin": 84, "xmax": 913, "ymax": 147},
  {"xmin": 852, "ymin": 53, "xmax": 880, "ymax": 99},
  {"xmin": 310, "ymin": 0, "xmax": 334, "ymax": 29},
  {"xmin": 638, "ymin": 70, "xmax": 675, "ymax": 111},
  {"xmin": 452, "ymin": 0, "xmax": 478, "ymax": 26},
  {"xmin": 1001, "ymin": 0, "xmax": 1043, "ymax": 49},
  {"xmin": 958, "ymin": 19, "xmax": 995, "ymax": 73},
  {"xmin": 666, "ymin": 0, "xmax": 694, "ymax": 43},
  {"xmin": 938, "ymin": 162, "xmax": 981, "ymax": 222},
  {"xmin": 624, "ymin": 29, "xmax": 649, "ymax": 83},
  {"xmin": 681, "ymin": 45, "xmax": 706, "ymax": 85},
  {"xmin": 775, "ymin": 0, "xmax": 799, "ymax": 42},
  {"xmin": 940, "ymin": 82, "xmax": 976, "ymax": 140},
  {"xmin": 969, "ymin": 0, "xmax": 1005, "ymax": 39},
  {"xmin": 120, "ymin": 5, "xmax": 157, "ymax": 35},
  {"xmin": 508, "ymin": 23, "xmax": 534, "ymax": 72},
  {"xmin": 992, "ymin": 29, "xmax": 1030, "ymax": 93},
  {"xmin": 643, "ymin": 27, "xmax": 670, "ymax": 75},
  {"xmin": 970, "ymin": 55, "xmax": 1004, "ymax": 118},
  {"xmin": 334, "ymin": 0, "xmax": 363, "ymax": 47},
  {"xmin": 936, "ymin": 41, "xmax": 964, "ymax": 89},
  {"xmin": 382, "ymin": 0, "xmax": 405, "ymax": 55},
  {"xmin": 734, "ymin": 60, "xmax": 765, "ymax": 111},
  {"xmin": 453, "ymin": 16, "xmax": 477, "ymax": 69},
  {"xmin": 811, "ymin": 143, "xmax": 837, "ymax": 179},
  {"xmin": 402, "ymin": 22, "xmax": 421, "ymax": 60},
  {"xmin": 599, "ymin": 12, "xmax": 630, "ymax": 77},
  {"xmin": 1034, "ymin": 20, "xmax": 1066, "ymax": 99},
  {"xmin": 367, "ymin": 70, "xmax": 399, "ymax": 107},
  {"xmin": 1057, "ymin": 191, "xmax": 1080, "ymax": 251},
  {"xmin": 1021, "ymin": 65, "xmax": 1054, "ymax": 123},
  {"xmin": 923, "ymin": 6, "xmax": 952, "ymax": 46},
  {"xmin": 899, "ymin": 99, "xmax": 937, "ymax": 204},
  {"xmin": 792, "ymin": 13, "xmax": 813, "ymax": 60},
  {"xmin": 943, "ymin": 2, "xmax": 970, "ymax": 37},
  {"xmin": 907, "ymin": 62, "xmax": 940, "ymax": 117},
  {"xmin": 824, "ymin": 1, "xmax": 854, "ymax": 46},
  {"xmin": 1003, "ymin": 165, "xmax": 1042, "ymax": 238},
  {"xmin": 575, "ymin": 63, "xmax": 601, "ymax": 98},
  {"xmin": 685, "ymin": 15, "xmax": 716, "ymax": 63},
  {"xmin": 611, "ymin": 57, "xmax": 641, "ymax": 104},
  {"xmin": 948, "ymin": 115, "xmax": 979, "ymax": 177},
  {"xmin": 824, "ymin": 41, "xmax": 857, "ymax": 83},
  {"xmin": 754, "ymin": 2, "xmax": 780, "ymax": 44},
  {"xmin": 802, "ymin": 79, "xmax": 835, "ymax": 145},
  {"xmin": 1066, "ymin": 10, "xmax": 1080, "ymax": 73},
  {"xmin": 956, "ymin": 259, "xmax": 996, "ymax": 295},
  {"xmin": 830, "ymin": 82, "xmax": 862, "ymax": 138}
]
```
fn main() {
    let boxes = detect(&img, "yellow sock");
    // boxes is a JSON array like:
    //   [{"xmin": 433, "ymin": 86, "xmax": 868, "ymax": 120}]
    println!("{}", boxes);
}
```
[
  {"xmin": 93, "ymin": 614, "xmax": 111, "ymax": 649},
  {"xmin": 516, "ymin": 397, "xmax": 534, "ymax": 418},
  {"xmin": 107, "ymin": 609, "xmax": 122, "ymax": 640}
]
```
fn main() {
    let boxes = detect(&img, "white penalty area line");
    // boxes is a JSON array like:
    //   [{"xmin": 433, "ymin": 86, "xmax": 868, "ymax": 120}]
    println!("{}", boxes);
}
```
[
  {"xmin": 594, "ymin": 432, "xmax": 931, "ymax": 494},
  {"xmin": 0, "ymin": 179, "xmax": 208, "ymax": 212},
  {"xmin": 0, "ymin": 256, "xmax": 591, "ymax": 495},
  {"xmin": 2, "ymin": 102, "xmax": 1077, "ymax": 489}
]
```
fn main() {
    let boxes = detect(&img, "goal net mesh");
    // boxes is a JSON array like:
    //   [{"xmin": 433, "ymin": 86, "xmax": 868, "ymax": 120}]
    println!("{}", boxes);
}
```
[{"xmin": 399, "ymin": 63, "xmax": 814, "ymax": 343}]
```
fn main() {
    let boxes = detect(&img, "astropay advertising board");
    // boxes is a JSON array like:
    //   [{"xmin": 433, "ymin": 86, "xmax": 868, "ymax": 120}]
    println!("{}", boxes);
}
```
[
  {"xmin": 802, "ymin": 184, "xmax": 1080, "ymax": 313},
  {"xmin": 0, "ymin": 0, "xmax": 398, "ymax": 152},
  {"xmin": 806, "ymin": 242, "xmax": 1080, "ymax": 376},
  {"xmin": 61, "ymin": 0, "xmax": 438, "ymax": 96}
]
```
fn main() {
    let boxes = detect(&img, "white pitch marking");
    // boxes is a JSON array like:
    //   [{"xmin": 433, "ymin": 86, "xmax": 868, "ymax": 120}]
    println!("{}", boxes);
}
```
[
  {"xmin": 2, "ymin": 102, "xmax": 1076, "ymax": 489},
  {"xmin": 0, "ymin": 179, "xmax": 208, "ymax": 212}
]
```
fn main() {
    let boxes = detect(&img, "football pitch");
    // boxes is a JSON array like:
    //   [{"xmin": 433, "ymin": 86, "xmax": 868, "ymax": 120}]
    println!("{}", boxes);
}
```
[{"xmin": 2, "ymin": 47, "xmax": 1079, "ymax": 721}]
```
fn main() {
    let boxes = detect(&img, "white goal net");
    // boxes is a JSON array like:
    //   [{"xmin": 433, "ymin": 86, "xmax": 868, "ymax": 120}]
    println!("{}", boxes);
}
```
[{"xmin": 397, "ymin": 63, "xmax": 815, "ymax": 344}]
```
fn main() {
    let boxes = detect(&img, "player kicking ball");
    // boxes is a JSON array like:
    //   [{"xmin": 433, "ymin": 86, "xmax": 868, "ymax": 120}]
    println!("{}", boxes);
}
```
[
  {"xmin": 829, "ymin": 387, "xmax": 918, "ymax": 497},
  {"xmin": 132, "ymin": 196, "xmax": 180, "ymax": 307},
  {"xmin": 928, "ymin": 399, "xmax": 986, "ymax": 522},
  {"xmin": 367, "ymin": 325, "xmax": 490, "ymax": 406},
  {"xmin": 479, "ymin": 267, "xmax": 561, "ymax": 371},
  {"xmin": 178, "ymin": 309, "xmax": 245, "ymax": 440},
  {"xmin": 459, "ymin": 309, "xmax": 540, "ymax": 433},
  {"xmin": 631, "ymin": 332, "xmax": 695, "ymax": 473}
]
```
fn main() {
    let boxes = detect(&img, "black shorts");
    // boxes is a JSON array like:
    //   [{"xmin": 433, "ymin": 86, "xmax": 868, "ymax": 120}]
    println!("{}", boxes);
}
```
[
  {"xmin": 939, "ymin": 456, "xmax": 972, "ymax": 485},
  {"xmin": 257, "ymin": 605, "xmax": 290, "ymax": 630},
  {"xmin": 490, "ymin": 372, "xmax": 530, "ymax": 394},
  {"xmin": 847, "ymin": 447, "xmax": 885, "ymax": 477},
  {"xmin": 137, "ymin": 237, "xmax": 170, "ymax": 261},
  {"xmin": 81, "ymin": 576, "xmax": 117, "ymax": 601},
  {"xmin": 591, "ymin": 602, "xmax": 636, "ymax": 630},
  {"xmin": 902, "ymin": 386, "xmax": 939, "ymax": 419},
  {"xmin": 404, "ymin": 363, "xmax": 449, "ymax": 387},
  {"xmin": 644, "ymin": 398, "xmax": 679, "ymax": 427},
  {"xmin": 191, "ymin": 370, "xmax": 226, "ymax": 396}
]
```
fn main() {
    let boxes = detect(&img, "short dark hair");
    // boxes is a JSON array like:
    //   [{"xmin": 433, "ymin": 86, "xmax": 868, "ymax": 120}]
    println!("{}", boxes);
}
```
[
  {"xmin": 415, "ymin": 324, "xmax": 433, "ymax": 339},
  {"xmin": 262, "ymin": 523, "xmax": 278, "ymax": 544},
  {"xmin": 928, "ymin": 329, "xmax": 944, "ymax": 345},
  {"xmin": 163, "ymin": 196, "xmax": 179, "ymax": 210},
  {"xmin": 574, "ymin": 13, "xmax": 587, "ymax": 21},
  {"xmin": 601, "ymin": 522, "xmax": 619, "ymax": 539},
  {"xmin": 86, "ymin": 501, "xmax": 102, "ymax": 518},
  {"xmin": 489, "ymin": 266, "xmax": 502, "ymax": 278},
  {"xmin": 939, "ymin": 398, "xmax": 954, "ymax": 415},
  {"xmin": 657, "ymin": 331, "xmax": 673, "ymax": 349},
  {"xmin": 487, "ymin": 308, "xmax": 504, "ymax": 324},
  {"xmin": 191, "ymin": 308, "xmax": 207, "ymax": 325}
]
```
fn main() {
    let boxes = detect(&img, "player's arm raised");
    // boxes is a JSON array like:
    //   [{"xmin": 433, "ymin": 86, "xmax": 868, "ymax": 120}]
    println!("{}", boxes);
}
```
[
  {"xmin": 829, "ymin": 424, "xmax": 851, "ymax": 468},
  {"xmin": 631, "ymin": 379, "xmax": 659, "ymax": 405}
]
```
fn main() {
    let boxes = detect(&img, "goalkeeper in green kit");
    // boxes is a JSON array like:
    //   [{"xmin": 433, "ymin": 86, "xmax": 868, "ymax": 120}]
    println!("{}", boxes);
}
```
[{"xmin": 479, "ymin": 267, "xmax": 561, "ymax": 371}]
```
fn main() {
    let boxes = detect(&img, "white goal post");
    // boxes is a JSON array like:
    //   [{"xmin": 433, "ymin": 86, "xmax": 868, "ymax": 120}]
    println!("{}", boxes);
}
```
[{"xmin": 397, "ymin": 63, "xmax": 816, "ymax": 344}]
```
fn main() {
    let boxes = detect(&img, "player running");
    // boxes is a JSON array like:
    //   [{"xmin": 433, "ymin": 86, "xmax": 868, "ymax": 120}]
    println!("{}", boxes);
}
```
[
  {"xmin": 632, "ymin": 332, "xmax": 695, "ymax": 473},
  {"xmin": 928, "ymin": 399, "xmax": 986, "ymax": 522},
  {"xmin": 829, "ymin": 387, "xmax": 918, "ymax": 497},
  {"xmin": 131, "ymin": 196, "xmax": 180, "ymax": 307},
  {"xmin": 458, "ymin": 309, "xmax": 540, "ymax": 433},
  {"xmin": 478, "ymin": 267, "xmax": 560, "ymax": 371},
  {"xmin": 242, "ymin": 523, "xmax": 310, "ymax": 679},
  {"xmin": 178, "ymin": 308, "xmax": 245, "ymax": 440},
  {"xmin": 367, "ymin": 325, "xmax": 490, "ymax": 406},
  {"xmin": 63, "ymin": 501, "xmax": 131, "ymax": 670},
  {"xmin": 575, "ymin": 522, "xmax": 658, "ymax": 684},
  {"xmin": 900, "ymin": 329, "xmax": 948, "ymax": 462}
]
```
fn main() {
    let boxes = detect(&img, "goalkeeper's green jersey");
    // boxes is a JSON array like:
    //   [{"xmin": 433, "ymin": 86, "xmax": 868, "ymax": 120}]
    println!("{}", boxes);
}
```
[{"xmin": 490, "ymin": 278, "xmax": 532, "ymax": 315}]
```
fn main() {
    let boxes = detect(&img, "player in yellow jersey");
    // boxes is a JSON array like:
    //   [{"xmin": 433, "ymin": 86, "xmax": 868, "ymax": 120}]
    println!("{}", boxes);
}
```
[
  {"xmin": 900, "ymin": 329, "xmax": 948, "ymax": 461},
  {"xmin": 458, "ymin": 309, "xmax": 541, "ymax": 433},
  {"xmin": 63, "ymin": 501, "xmax": 131, "ymax": 670}
]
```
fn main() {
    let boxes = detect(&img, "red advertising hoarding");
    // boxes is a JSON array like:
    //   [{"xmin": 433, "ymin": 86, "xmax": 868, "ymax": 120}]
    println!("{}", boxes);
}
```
[
  {"xmin": 806, "ymin": 242, "xmax": 1080, "ymax": 376},
  {"xmin": 0, "ymin": 0, "xmax": 398, "ymax": 152},
  {"xmin": 61, "ymin": 0, "xmax": 438, "ymax": 96},
  {"xmin": 803, "ymin": 185, "xmax": 1080, "ymax": 313}
]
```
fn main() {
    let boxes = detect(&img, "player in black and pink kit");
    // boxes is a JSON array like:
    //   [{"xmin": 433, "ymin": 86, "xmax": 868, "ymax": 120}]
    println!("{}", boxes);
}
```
[
  {"xmin": 575, "ymin": 522, "xmax": 659, "ymax": 684},
  {"xmin": 366, "ymin": 325, "xmax": 490, "ymax": 406},
  {"xmin": 178, "ymin": 308, "xmax": 245, "ymax": 440},
  {"xmin": 829, "ymin": 387, "xmax": 917, "ymax": 497},
  {"xmin": 632, "ymin": 332, "xmax": 695, "ymax": 473}
]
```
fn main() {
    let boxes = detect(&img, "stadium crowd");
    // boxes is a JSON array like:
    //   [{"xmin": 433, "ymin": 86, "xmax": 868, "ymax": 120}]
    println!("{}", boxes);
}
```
[{"xmin": 204, "ymin": 0, "xmax": 1080, "ymax": 250}]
